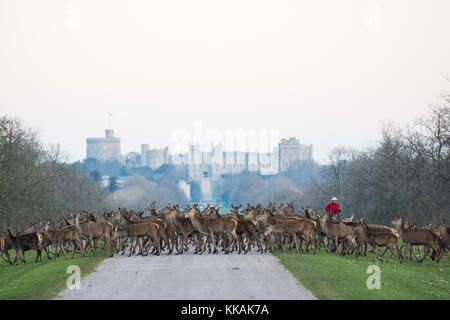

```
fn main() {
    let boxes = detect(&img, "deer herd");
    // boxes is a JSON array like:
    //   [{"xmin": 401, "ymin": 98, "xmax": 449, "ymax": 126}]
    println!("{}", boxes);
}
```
[{"xmin": 1, "ymin": 202, "xmax": 449, "ymax": 266}]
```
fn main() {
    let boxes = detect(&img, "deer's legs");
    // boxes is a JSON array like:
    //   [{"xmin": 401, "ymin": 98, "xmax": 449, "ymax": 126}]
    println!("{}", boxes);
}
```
[
  {"xmin": 236, "ymin": 234, "xmax": 242, "ymax": 254},
  {"xmin": 34, "ymin": 249, "xmax": 41, "ymax": 263},
  {"xmin": 43, "ymin": 246, "xmax": 53, "ymax": 260},
  {"xmin": 369, "ymin": 245, "xmax": 379, "ymax": 262},
  {"xmin": 385, "ymin": 246, "xmax": 396, "ymax": 263},
  {"xmin": 379, "ymin": 247, "xmax": 389, "ymax": 257},
  {"xmin": 89, "ymin": 237, "xmax": 97, "ymax": 257},
  {"xmin": 200, "ymin": 235, "xmax": 208, "ymax": 254},
  {"xmin": 304, "ymin": 236, "xmax": 311, "ymax": 254},
  {"xmin": 69, "ymin": 241, "xmax": 78, "ymax": 259},
  {"xmin": 209, "ymin": 233, "xmax": 218, "ymax": 254},
  {"xmin": 1, "ymin": 251, "xmax": 13, "ymax": 265},
  {"xmin": 179, "ymin": 234, "xmax": 188, "ymax": 254},
  {"xmin": 395, "ymin": 244, "xmax": 403, "ymax": 263},
  {"xmin": 14, "ymin": 249, "xmax": 25, "ymax": 264},
  {"xmin": 292, "ymin": 233, "xmax": 299, "ymax": 254},
  {"xmin": 60, "ymin": 243, "xmax": 68, "ymax": 259},
  {"xmin": 152, "ymin": 233, "xmax": 161, "ymax": 256},
  {"xmin": 137, "ymin": 238, "xmax": 145, "ymax": 256},
  {"xmin": 120, "ymin": 238, "xmax": 128, "ymax": 255},
  {"xmin": 128, "ymin": 237, "xmax": 137, "ymax": 257},
  {"xmin": 334, "ymin": 237, "xmax": 343, "ymax": 255},
  {"xmin": 80, "ymin": 239, "xmax": 87, "ymax": 258},
  {"xmin": 408, "ymin": 244, "xmax": 421, "ymax": 261}
]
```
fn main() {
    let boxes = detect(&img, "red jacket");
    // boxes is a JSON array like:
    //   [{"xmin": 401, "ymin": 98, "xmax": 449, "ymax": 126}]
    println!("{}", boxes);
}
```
[{"xmin": 325, "ymin": 202, "xmax": 341, "ymax": 215}]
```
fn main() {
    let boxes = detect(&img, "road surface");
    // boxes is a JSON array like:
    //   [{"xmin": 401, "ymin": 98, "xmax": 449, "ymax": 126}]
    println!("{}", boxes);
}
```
[{"xmin": 57, "ymin": 251, "xmax": 316, "ymax": 300}]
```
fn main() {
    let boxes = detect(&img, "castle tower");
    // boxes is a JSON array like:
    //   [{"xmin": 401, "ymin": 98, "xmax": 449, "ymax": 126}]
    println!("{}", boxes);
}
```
[{"xmin": 86, "ymin": 129, "xmax": 121, "ymax": 160}]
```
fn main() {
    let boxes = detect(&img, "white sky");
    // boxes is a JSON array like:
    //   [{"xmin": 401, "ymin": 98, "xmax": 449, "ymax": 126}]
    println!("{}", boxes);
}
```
[{"xmin": 1, "ymin": 0, "xmax": 450, "ymax": 163}]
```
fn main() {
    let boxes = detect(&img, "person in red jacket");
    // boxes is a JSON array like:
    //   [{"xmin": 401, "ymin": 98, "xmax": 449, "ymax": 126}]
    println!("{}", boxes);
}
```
[{"xmin": 325, "ymin": 197, "xmax": 341, "ymax": 219}]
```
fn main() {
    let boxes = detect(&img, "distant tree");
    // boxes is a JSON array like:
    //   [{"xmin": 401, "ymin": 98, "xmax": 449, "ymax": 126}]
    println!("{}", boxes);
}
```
[
  {"xmin": 102, "ymin": 159, "xmax": 122, "ymax": 177},
  {"xmin": 128, "ymin": 166, "xmax": 154, "ymax": 180},
  {"xmin": 300, "ymin": 95, "xmax": 450, "ymax": 224},
  {"xmin": 190, "ymin": 181, "xmax": 202, "ymax": 202},
  {"xmin": 128, "ymin": 164, "xmax": 187, "ymax": 184},
  {"xmin": 153, "ymin": 164, "xmax": 185, "ymax": 183},
  {"xmin": 107, "ymin": 176, "xmax": 119, "ymax": 193},
  {"xmin": 90, "ymin": 170, "xmax": 102, "ymax": 181},
  {"xmin": 281, "ymin": 161, "xmax": 320, "ymax": 187},
  {"xmin": 108, "ymin": 175, "xmax": 188, "ymax": 210},
  {"xmin": 119, "ymin": 166, "xmax": 129, "ymax": 177},
  {"xmin": 83, "ymin": 158, "xmax": 101, "ymax": 172}
]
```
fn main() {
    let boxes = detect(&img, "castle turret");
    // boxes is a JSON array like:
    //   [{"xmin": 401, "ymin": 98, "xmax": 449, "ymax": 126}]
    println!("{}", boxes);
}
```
[
  {"xmin": 105, "ymin": 129, "xmax": 115, "ymax": 138},
  {"xmin": 86, "ymin": 129, "xmax": 121, "ymax": 160}
]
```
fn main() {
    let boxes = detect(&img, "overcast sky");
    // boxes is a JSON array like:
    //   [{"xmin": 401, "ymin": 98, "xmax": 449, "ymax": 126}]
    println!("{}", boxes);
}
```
[{"xmin": 1, "ymin": 0, "xmax": 450, "ymax": 163}]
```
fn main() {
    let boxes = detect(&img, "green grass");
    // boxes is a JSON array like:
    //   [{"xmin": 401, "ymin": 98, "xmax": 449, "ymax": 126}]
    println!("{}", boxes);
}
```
[
  {"xmin": 274, "ymin": 248, "xmax": 449, "ymax": 300},
  {"xmin": 0, "ymin": 250, "xmax": 106, "ymax": 300}
]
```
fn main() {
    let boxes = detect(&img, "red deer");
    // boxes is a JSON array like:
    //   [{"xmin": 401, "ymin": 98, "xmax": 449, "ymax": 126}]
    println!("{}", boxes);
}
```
[
  {"xmin": 391, "ymin": 217, "xmax": 442, "ymax": 262},
  {"xmin": 0, "ymin": 237, "xmax": 12, "ymax": 265},
  {"xmin": 120, "ymin": 210, "xmax": 177, "ymax": 255},
  {"xmin": 184, "ymin": 205, "xmax": 238, "ymax": 254},
  {"xmin": 165, "ymin": 208, "xmax": 202, "ymax": 254},
  {"xmin": 44, "ymin": 222, "xmax": 84, "ymax": 259},
  {"xmin": 75, "ymin": 214, "xmax": 115, "ymax": 257},
  {"xmin": 111, "ymin": 221, "xmax": 160, "ymax": 256},
  {"xmin": 264, "ymin": 218, "xmax": 317, "ymax": 254},
  {"xmin": 436, "ymin": 221, "xmax": 449, "ymax": 252},
  {"xmin": 319, "ymin": 214, "xmax": 356, "ymax": 255},
  {"xmin": 4, "ymin": 228, "xmax": 44, "ymax": 264},
  {"xmin": 229, "ymin": 206, "xmax": 264, "ymax": 254},
  {"xmin": 354, "ymin": 217, "xmax": 403, "ymax": 263}
]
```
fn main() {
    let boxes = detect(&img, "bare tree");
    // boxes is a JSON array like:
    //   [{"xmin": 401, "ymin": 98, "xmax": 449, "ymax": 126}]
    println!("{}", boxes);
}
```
[
  {"xmin": 303, "ymin": 93, "xmax": 450, "ymax": 225},
  {"xmin": 0, "ymin": 116, "xmax": 107, "ymax": 230}
]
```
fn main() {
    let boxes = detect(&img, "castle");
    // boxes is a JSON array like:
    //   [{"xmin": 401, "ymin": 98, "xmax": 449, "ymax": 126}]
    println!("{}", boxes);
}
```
[
  {"xmin": 86, "ymin": 130, "xmax": 121, "ymax": 161},
  {"xmin": 86, "ymin": 130, "xmax": 313, "ymax": 180}
]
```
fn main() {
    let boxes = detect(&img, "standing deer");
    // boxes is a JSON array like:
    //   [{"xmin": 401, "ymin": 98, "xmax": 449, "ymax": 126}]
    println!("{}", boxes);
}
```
[
  {"xmin": 0, "ymin": 237, "xmax": 12, "ymax": 265},
  {"xmin": 319, "ymin": 214, "xmax": 355, "ymax": 255},
  {"xmin": 166, "ymin": 208, "xmax": 202, "ymax": 254},
  {"xmin": 184, "ymin": 205, "xmax": 238, "ymax": 254},
  {"xmin": 44, "ymin": 221, "xmax": 84, "ymax": 259},
  {"xmin": 111, "ymin": 221, "xmax": 160, "ymax": 256},
  {"xmin": 264, "ymin": 218, "xmax": 317, "ymax": 254},
  {"xmin": 391, "ymin": 217, "xmax": 442, "ymax": 262},
  {"xmin": 75, "ymin": 214, "xmax": 115, "ymax": 257},
  {"xmin": 4, "ymin": 228, "xmax": 44, "ymax": 264},
  {"xmin": 354, "ymin": 217, "xmax": 403, "ymax": 263}
]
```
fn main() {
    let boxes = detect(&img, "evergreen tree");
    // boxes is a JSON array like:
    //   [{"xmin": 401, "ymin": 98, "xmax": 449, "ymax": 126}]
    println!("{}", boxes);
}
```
[{"xmin": 107, "ymin": 176, "xmax": 119, "ymax": 193}]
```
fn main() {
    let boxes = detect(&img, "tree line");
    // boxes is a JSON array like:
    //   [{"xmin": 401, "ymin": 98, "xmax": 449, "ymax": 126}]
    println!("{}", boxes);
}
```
[
  {"xmin": 215, "ymin": 94, "xmax": 449, "ymax": 226},
  {"xmin": 0, "ymin": 116, "xmax": 108, "ymax": 229},
  {"xmin": 304, "ymin": 98, "xmax": 449, "ymax": 225}
]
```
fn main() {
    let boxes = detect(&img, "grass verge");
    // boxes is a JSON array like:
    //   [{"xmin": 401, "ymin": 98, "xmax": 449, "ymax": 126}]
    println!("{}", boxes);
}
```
[
  {"xmin": 274, "ymin": 248, "xmax": 449, "ymax": 300},
  {"xmin": 0, "ymin": 250, "xmax": 107, "ymax": 300}
]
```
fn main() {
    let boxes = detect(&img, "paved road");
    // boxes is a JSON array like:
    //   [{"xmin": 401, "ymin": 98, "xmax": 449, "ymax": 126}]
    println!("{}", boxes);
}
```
[{"xmin": 57, "ymin": 251, "xmax": 316, "ymax": 300}]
